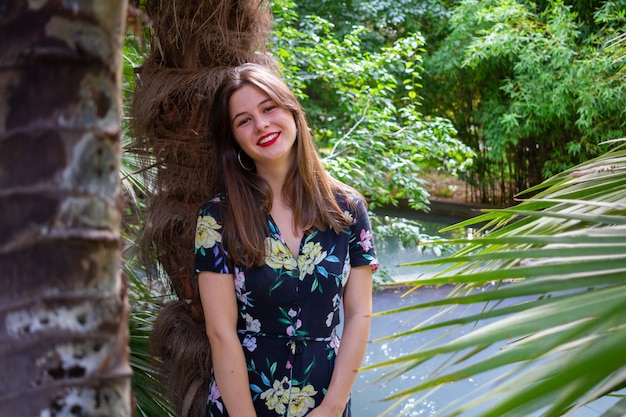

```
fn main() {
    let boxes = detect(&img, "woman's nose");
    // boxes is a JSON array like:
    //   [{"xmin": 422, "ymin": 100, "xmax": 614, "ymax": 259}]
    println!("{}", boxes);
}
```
[{"xmin": 255, "ymin": 118, "xmax": 269, "ymax": 130}]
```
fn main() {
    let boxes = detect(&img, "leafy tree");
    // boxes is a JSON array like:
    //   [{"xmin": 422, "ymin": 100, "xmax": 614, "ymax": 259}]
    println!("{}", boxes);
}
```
[
  {"xmin": 0, "ymin": 1, "xmax": 131, "ymax": 415},
  {"xmin": 293, "ymin": 0, "xmax": 451, "ymax": 51},
  {"xmin": 272, "ymin": 0, "xmax": 474, "ymax": 211},
  {"xmin": 288, "ymin": 0, "xmax": 626, "ymax": 205},
  {"xmin": 422, "ymin": 0, "xmax": 626, "ymax": 204}
]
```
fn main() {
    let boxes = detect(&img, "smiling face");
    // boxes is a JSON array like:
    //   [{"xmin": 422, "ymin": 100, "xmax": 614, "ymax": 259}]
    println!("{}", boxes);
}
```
[{"xmin": 229, "ymin": 84, "xmax": 297, "ymax": 173}]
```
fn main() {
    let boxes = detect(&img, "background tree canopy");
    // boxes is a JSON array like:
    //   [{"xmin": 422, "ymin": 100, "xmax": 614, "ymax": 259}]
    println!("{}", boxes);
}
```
[
  {"xmin": 271, "ymin": 0, "xmax": 474, "ymax": 211},
  {"xmin": 287, "ymin": 0, "xmax": 626, "ymax": 205}
]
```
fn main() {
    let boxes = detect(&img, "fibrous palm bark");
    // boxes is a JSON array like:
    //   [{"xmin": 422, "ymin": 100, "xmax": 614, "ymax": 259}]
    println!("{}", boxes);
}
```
[
  {"xmin": 0, "ymin": 1, "xmax": 131, "ymax": 415},
  {"xmin": 130, "ymin": 1, "xmax": 277, "ymax": 415},
  {"xmin": 132, "ymin": 0, "xmax": 277, "ymax": 302}
]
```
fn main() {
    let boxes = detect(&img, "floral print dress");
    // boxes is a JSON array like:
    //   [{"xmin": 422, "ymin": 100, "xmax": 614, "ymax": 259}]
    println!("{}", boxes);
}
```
[{"xmin": 194, "ymin": 193, "xmax": 378, "ymax": 417}]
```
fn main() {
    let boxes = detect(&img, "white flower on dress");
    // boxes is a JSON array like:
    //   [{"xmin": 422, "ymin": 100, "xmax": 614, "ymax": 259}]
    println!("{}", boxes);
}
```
[
  {"xmin": 326, "ymin": 311, "xmax": 334, "ymax": 327},
  {"xmin": 245, "ymin": 313, "xmax": 261, "ymax": 332},
  {"xmin": 234, "ymin": 269, "xmax": 246, "ymax": 303},
  {"xmin": 341, "ymin": 255, "xmax": 351, "ymax": 286}
]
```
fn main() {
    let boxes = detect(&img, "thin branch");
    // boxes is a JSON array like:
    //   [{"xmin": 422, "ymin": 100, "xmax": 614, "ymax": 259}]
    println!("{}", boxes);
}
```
[{"xmin": 324, "ymin": 102, "xmax": 370, "ymax": 160}]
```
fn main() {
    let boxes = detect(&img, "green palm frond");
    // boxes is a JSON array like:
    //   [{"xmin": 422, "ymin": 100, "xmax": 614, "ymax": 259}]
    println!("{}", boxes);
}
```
[
  {"xmin": 367, "ymin": 140, "xmax": 626, "ymax": 416},
  {"xmin": 120, "ymin": 26, "xmax": 173, "ymax": 417},
  {"xmin": 125, "ymin": 242, "xmax": 174, "ymax": 417}
]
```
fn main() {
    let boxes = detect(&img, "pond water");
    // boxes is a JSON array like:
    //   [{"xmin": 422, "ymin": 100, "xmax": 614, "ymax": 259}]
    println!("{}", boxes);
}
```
[{"xmin": 349, "ymin": 210, "xmax": 620, "ymax": 417}]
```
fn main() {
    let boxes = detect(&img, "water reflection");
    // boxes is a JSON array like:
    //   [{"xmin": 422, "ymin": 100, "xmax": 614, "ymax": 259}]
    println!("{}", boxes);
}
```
[
  {"xmin": 354, "ymin": 284, "xmax": 617, "ymax": 417},
  {"xmin": 352, "ymin": 212, "xmax": 483, "ymax": 416},
  {"xmin": 353, "ymin": 284, "xmax": 499, "ymax": 417},
  {"xmin": 351, "ymin": 212, "xmax": 616, "ymax": 416},
  {"xmin": 372, "ymin": 210, "xmax": 469, "ymax": 283}
]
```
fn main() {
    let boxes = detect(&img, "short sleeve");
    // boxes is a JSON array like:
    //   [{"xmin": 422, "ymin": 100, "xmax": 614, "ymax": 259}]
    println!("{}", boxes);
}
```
[
  {"xmin": 194, "ymin": 196, "xmax": 230, "ymax": 275},
  {"xmin": 346, "ymin": 195, "xmax": 379, "ymax": 271}
]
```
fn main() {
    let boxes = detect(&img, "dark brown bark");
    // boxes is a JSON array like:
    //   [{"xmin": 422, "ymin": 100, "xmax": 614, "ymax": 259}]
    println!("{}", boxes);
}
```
[
  {"xmin": 130, "ymin": 1, "xmax": 277, "ymax": 415},
  {"xmin": 131, "ymin": 0, "xmax": 277, "ymax": 303},
  {"xmin": 0, "ymin": 1, "xmax": 131, "ymax": 415}
]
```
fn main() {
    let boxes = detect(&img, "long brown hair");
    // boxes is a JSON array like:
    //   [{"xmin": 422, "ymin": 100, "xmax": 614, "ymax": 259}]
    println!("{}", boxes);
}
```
[{"xmin": 211, "ymin": 63, "xmax": 356, "ymax": 267}]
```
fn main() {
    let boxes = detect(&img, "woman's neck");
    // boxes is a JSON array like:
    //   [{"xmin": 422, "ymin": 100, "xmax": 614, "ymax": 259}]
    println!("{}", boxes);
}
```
[
  {"xmin": 255, "ymin": 151, "xmax": 295, "ymax": 201},
  {"xmin": 257, "ymin": 165, "xmax": 288, "ymax": 201}
]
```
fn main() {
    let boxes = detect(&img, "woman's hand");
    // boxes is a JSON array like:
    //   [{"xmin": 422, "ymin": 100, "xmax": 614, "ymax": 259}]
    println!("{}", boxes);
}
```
[{"xmin": 307, "ymin": 403, "xmax": 345, "ymax": 417}]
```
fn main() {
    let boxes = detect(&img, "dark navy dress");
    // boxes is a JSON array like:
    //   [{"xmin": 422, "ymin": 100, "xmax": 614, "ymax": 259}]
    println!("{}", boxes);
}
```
[{"xmin": 194, "ymin": 193, "xmax": 378, "ymax": 417}]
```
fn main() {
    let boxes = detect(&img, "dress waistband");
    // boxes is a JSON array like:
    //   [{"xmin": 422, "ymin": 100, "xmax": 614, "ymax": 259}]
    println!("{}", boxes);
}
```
[{"xmin": 238, "ymin": 330, "xmax": 332, "ymax": 342}]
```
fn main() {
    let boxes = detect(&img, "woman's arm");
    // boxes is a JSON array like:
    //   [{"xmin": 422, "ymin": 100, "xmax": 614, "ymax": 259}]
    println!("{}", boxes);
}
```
[
  {"xmin": 309, "ymin": 265, "xmax": 373, "ymax": 417},
  {"xmin": 198, "ymin": 271, "xmax": 257, "ymax": 417}
]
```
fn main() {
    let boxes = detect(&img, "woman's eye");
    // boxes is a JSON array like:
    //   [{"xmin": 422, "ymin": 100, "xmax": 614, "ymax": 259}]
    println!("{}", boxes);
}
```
[
  {"xmin": 264, "ymin": 105, "xmax": 276, "ymax": 113},
  {"xmin": 237, "ymin": 117, "xmax": 250, "ymax": 127}
]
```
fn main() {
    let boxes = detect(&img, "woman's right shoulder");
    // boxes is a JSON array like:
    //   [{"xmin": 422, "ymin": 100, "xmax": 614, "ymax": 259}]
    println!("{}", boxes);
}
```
[{"xmin": 198, "ymin": 194, "xmax": 228, "ymax": 217}]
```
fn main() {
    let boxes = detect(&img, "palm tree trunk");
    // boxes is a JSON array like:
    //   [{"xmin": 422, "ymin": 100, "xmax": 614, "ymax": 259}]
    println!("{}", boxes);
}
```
[{"xmin": 0, "ymin": 1, "xmax": 131, "ymax": 415}]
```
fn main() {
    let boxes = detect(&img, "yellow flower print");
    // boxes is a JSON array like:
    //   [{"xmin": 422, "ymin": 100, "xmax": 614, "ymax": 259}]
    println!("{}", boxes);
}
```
[
  {"xmin": 288, "ymin": 385, "xmax": 317, "ymax": 417},
  {"xmin": 260, "ymin": 377, "xmax": 290, "ymax": 415},
  {"xmin": 195, "ymin": 215, "xmax": 221, "ymax": 250},
  {"xmin": 265, "ymin": 237, "xmax": 297, "ymax": 270},
  {"xmin": 297, "ymin": 241, "xmax": 327, "ymax": 280}
]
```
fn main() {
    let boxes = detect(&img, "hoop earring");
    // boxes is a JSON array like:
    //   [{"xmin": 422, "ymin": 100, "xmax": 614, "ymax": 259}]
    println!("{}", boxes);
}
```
[{"xmin": 237, "ymin": 150, "xmax": 254, "ymax": 171}]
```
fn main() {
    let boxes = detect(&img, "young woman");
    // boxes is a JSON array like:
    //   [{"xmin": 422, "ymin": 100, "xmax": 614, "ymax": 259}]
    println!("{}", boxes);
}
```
[{"xmin": 194, "ymin": 63, "xmax": 378, "ymax": 417}]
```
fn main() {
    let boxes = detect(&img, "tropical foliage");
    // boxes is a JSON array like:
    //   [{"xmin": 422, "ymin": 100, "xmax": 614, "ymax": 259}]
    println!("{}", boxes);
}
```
[
  {"xmin": 422, "ymin": 0, "xmax": 626, "ymax": 204},
  {"xmin": 368, "ymin": 139, "xmax": 626, "ymax": 416},
  {"xmin": 120, "ymin": 28, "xmax": 173, "ymax": 417},
  {"xmin": 124, "ymin": 241, "xmax": 173, "ymax": 417},
  {"xmin": 272, "ymin": 0, "xmax": 474, "ymax": 211},
  {"xmin": 294, "ymin": 0, "xmax": 626, "ymax": 204}
]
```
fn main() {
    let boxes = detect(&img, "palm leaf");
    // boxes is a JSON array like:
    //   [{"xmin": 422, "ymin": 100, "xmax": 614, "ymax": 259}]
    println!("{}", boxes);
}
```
[
  {"xmin": 125, "ymin": 244, "xmax": 174, "ymax": 417},
  {"xmin": 369, "ymin": 140, "xmax": 626, "ymax": 416},
  {"xmin": 121, "ymin": 35, "xmax": 172, "ymax": 416}
]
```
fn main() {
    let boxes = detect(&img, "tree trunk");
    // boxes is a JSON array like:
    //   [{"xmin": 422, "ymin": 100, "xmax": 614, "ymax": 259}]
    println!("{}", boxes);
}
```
[{"xmin": 0, "ymin": 1, "xmax": 131, "ymax": 416}]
